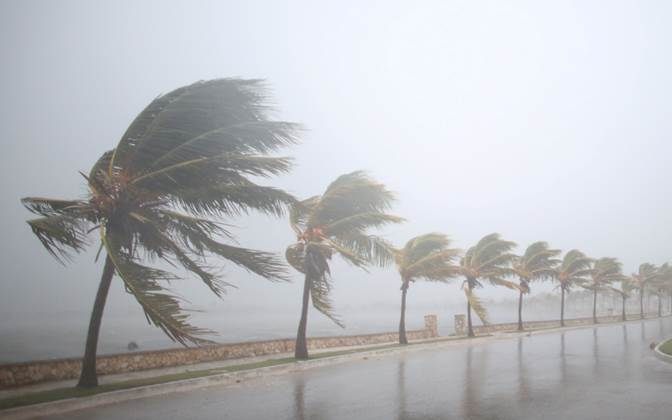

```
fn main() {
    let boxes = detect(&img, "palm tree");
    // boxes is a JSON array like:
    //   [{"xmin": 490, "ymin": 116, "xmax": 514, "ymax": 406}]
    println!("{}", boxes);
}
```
[
  {"xmin": 22, "ymin": 79, "xmax": 299, "ymax": 387},
  {"xmin": 285, "ymin": 171, "xmax": 403, "ymax": 359},
  {"xmin": 459, "ymin": 233, "xmax": 518, "ymax": 337},
  {"xmin": 585, "ymin": 258, "xmax": 625, "ymax": 324},
  {"xmin": 511, "ymin": 242, "xmax": 560, "ymax": 331},
  {"xmin": 630, "ymin": 263, "xmax": 658, "ymax": 319},
  {"xmin": 553, "ymin": 250, "xmax": 592, "ymax": 327},
  {"xmin": 610, "ymin": 278, "xmax": 635, "ymax": 321},
  {"xmin": 392, "ymin": 233, "xmax": 461, "ymax": 344},
  {"xmin": 659, "ymin": 263, "xmax": 672, "ymax": 314},
  {"xmin": 652, "ymin": 263, "xmax": 672, "ymax": 317}
]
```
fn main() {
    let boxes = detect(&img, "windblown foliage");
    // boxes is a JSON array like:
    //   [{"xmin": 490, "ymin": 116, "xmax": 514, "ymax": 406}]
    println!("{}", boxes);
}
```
[
  {"xmin": 285, "ymin": 171, "xmax": 404, "ymax": 326},
  {"xmin": 459, "ymin": 233, "xmax": 517, "ymax": 324},
  {"xmin": 553, "ymin": 249, "xmax": 593, "ymax": 292},
  {"xmin": 395, "ymin": 233, "xmax": 461, "ymax": 284},
  {"xmin": 23, "ymin": 79, "xmax": 300, "ymax": 345},
  {"xmin": 630, "ymin": 263, "xmax": 658, "ymax": 295},
  {"xmin": 512, "ymin": 241, "xmax": 560, "ymax": 294},
  {"xmin": 585, "ymin": 257, "xmax": 627, "ymax": 292}
]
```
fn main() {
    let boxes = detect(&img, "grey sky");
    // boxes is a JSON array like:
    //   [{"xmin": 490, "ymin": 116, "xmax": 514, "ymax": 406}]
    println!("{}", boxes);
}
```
[{"xmin": 1, "ymin": 0, "xmax": 671, "ymax": 355}]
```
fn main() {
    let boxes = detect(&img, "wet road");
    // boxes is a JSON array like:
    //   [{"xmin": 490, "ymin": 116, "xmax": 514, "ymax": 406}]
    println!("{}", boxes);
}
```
[{"xmin": 47, "ymin": 318, "xmax": 672, "ymax": 420}]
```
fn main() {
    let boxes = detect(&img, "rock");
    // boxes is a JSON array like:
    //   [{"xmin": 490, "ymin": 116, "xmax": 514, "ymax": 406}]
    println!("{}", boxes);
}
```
[{"xmin": 127, "ymin": 341, "xmax": 140, "ymax": 351}]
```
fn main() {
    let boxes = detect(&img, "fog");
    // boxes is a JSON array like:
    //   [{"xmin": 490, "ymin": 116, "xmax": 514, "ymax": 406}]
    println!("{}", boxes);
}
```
[{"xmin": 1, "ymin": 0, "xmax": 672, "ymax": 362}]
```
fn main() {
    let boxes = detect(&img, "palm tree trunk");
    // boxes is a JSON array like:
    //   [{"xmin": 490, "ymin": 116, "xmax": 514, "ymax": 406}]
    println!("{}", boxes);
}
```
[
  {"xmin": 517, "ymin": 289, "xmax": 524, "ymax": 331},
  {"xmin": 78, "ymin": 255, "xmax": 115, "ymax": 388},
  {"xmin": 592, "ymin": 288, "xmax": 598, "ymax": 324},
  {"xmin": 295, "ymin": 272, "xmax": 311, "ymax": 360},
  {"xmin": 622, "ymin": 295, "xmax": 626, "ymax": 322},
  {"xmin": 640, "ymin": 289, "xmax": 644, "ymax": 319},
  {"xmin": 658, "ymin": 294, "xmax": 662, "ymax": 317},
  {"xmin": 560, "ymin": 287, "xmax": 565, "ymax": 327},
  {"xmin": 466, "ymin": 278, "xmax": 475, "ymax": 337},
  {"xmin": 399, "ymin": 281, "xmax": 409, "ymax": 345}
]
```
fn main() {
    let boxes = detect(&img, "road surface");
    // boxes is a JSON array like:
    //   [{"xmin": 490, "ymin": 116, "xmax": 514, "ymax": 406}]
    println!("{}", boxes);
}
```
[{"xmin": 45, "ymin": 317, "xmax": 672, "ymax": 420}]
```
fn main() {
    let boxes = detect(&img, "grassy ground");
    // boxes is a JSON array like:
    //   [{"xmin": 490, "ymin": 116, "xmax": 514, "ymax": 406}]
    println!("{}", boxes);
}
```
[
  {"xmin": 659, "ymin": 338, "xmax": 672, "ymax": 356},
  {"xmin": 0, "ymin": 343, "xmax": 401, "ymax": 411}
]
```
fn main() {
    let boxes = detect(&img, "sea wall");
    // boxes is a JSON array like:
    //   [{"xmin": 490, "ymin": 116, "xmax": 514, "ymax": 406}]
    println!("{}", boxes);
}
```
[
  {"xmin": 452, "ymin": 312, "xmax": 661, "ymax": 336},
  {"xmin": 0, "ymin": 315, "xmax": 438, "ymax": 389}
]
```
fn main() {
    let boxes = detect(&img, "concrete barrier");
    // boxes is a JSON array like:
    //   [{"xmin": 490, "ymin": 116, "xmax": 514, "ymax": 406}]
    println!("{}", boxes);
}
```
[
  {"xmin": 0, "ymin": 315, "xmax": 438, "ymax": 389},
  {"xmin": 453, "ymin": 312, "xmax": 662, "ymax": 336}
]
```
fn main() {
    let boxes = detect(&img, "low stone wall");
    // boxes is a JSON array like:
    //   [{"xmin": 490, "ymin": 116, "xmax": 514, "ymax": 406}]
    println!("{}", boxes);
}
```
[
  {"xmin": 453, "ymin": 312, "xmax": 662, "ymax": 336},
  {"xmin": 0, "ymin": 315, "xmax": 438, "ymax": 389}
]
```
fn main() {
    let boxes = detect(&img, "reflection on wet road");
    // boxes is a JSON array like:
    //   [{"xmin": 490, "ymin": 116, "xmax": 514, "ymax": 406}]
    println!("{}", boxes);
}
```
[{"xmin": 48, "ymin": 318, "xmax": 672, "ymax": 420}]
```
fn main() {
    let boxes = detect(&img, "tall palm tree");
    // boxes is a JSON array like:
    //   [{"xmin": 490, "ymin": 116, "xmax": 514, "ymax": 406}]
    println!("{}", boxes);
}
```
[
  {"xmin": 553, "ymin": 250, "xmax": 592, "ymax": 327},
  {"xmin": 22, "ymin": 79, "xmax": 299, "ymax": 387},
  {"xmin": 630, "ymin": 263, "xmax": 658, "ymax": 319},
  {"xmin": 659, "ymin": 263, "xmax": 672, "ymax": 314},
  {"xmin": 511, "ymin": 242, "xmax": 560, "ymax": 331},
  {"xmin": 459, "ymin": 233, "xmax": 518, "ymax": 337},
  {"xmin": 585, "ymin": 258, "xmax": 625, "ymax": 324},
  {"xmin": 392, "ymin": 233, "xmax": 461, "ymax": 344},
  {"xmin": 285, "ymin": 171, "xmax": 403, "ymax": 359},
  {"xmin": 610, "ymin": 278, "xmax": 636, "ymax": 321}
]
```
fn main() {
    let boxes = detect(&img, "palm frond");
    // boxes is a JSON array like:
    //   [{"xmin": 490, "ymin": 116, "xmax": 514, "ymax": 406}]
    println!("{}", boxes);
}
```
[
  {"xmin": 464, "ymin": 286, "xmax": 489, "ymax": 325},
  {"xmin": 308, "ymin": 171, "xmax": 397, "ymax": 228},
  {"xmin": 112, "ymin": 79, "xmax": 300, "ymax": 176},
  {"xmin": 171, "ymin": 179, "xmax": 296, "ymax": 218},
  {"xmin": 289, "ymin": 196, "xmax": 320, "ymax": 234},
  {"xmin": 25, "ymin": 215, "xmax": 91, "ymax": 264},
  {"xmin": 103, "ymin": 230, "xmax": 215, "ymax": 346},
  {"xmin": 334, "ymin": 233, "xmax": 396, "ymax": 268},
  {"xmin": 323, "ymin": 212, "xmax": 405, "ymax": 237},
  {"xmin": 285, "ymin": 243, "xmax": 306, "ymax": 273}
]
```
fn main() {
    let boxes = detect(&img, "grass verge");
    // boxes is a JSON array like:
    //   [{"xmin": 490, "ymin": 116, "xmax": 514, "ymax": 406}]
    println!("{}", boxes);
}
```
[
  {"xmin": 0, "ymin": 343, "xmax": 403, "ymax": 411},
  {"xmin": 659, "ymin": 338, "xmax": 672, "ymax": 356}
]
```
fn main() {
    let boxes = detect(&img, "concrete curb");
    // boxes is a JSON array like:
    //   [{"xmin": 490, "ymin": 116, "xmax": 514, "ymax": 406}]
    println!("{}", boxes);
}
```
[{"xmin": 654, "ymin": 337, "xmax": 672, "ymax": 364}]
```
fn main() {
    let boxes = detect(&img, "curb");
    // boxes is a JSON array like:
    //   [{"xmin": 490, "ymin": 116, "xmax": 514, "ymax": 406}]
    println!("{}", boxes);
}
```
[{"xmin": 654, "ymin": 337, "xmax": 672, "ymax": 364}]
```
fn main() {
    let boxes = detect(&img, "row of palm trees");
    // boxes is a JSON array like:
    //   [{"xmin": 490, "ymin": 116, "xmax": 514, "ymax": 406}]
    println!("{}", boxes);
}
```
[{"xmin": 21, "ymin": 78, "xmax": 672, "ymax": 388}]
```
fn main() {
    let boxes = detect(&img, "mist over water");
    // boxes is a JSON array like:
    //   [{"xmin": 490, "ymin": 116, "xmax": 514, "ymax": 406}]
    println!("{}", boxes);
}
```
[
  {"xmin": 1, "ymin": 290, "xmax": 653, "ymax": 363},
  {"xmin": 2, "ymin": 0, "xmax": 672, "ymax": 368}
]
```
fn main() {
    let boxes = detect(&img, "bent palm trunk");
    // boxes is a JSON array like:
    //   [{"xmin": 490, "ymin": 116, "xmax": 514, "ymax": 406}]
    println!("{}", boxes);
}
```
[
  {"xmin": 592, "ymin": 288, "xmax": 598, "ymax": 324},
  {"xmin": 399, "ymin": 281, "xmax": 409, "ymax": 345},
  {"xmin": 517, "ymin": 289, "xmax": 524, "ymax": 331},
  {"xmin": 78, "ymin": 255, "xmax": 115, "ymax": 388},
  {"xmin": 295, "ymin": 273, "xmax": 311, "ymax": 359},
  {"xmin": 560, "ymin": 287, "xmax": 566, "ymax": 327},
  {"xmin": 466, "ymin": 279, "xmax": 475, "ymax": 337}
]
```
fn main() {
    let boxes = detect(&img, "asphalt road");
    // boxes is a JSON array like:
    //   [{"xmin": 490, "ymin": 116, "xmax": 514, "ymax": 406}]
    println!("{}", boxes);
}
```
[{"xmin": 44, "ymin": 317, "xmax": 672, "ymax": 420}]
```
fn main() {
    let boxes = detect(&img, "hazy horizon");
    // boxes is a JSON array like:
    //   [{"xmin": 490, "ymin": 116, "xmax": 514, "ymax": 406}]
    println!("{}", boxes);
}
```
[{"xmin": 2, "ymin": 0, "xmax": 672, "ymax": 362}]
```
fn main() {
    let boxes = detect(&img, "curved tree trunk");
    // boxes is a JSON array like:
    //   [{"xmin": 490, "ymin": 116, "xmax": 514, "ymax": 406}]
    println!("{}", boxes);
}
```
[
  {"xmin": 622, "ymin": 295, "xmax": 626, "ymax": 322},
  {"xmin": 560, "ymin": 287, "xmax": 566, "ymax": 327},
  {"xmin": 517, "ymin": 289, "xmax": 524, "ymax": 331},
  {"xmin": 466, "ymin": 278, "xmax": 475, "ymax": 337},
  {"xmin": 78, "ymin": 255, "xmax": 115, "ymax": 388},
  {"xmin": 592, "ymin": 288, "xmax": 598, "ymax": 324},
  {"xmin": 399, "ymin": 281, "xmax": 409, "ymax": 345},
  {"xmin": 295, "ymin": 272, "xmax": 311, "ymax": 360}
]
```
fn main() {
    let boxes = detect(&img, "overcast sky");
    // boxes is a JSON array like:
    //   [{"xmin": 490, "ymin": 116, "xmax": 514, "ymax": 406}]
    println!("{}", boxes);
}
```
[{"xmin": 1, "ymin": 0, "xmax": 672, "ymax": 354}]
